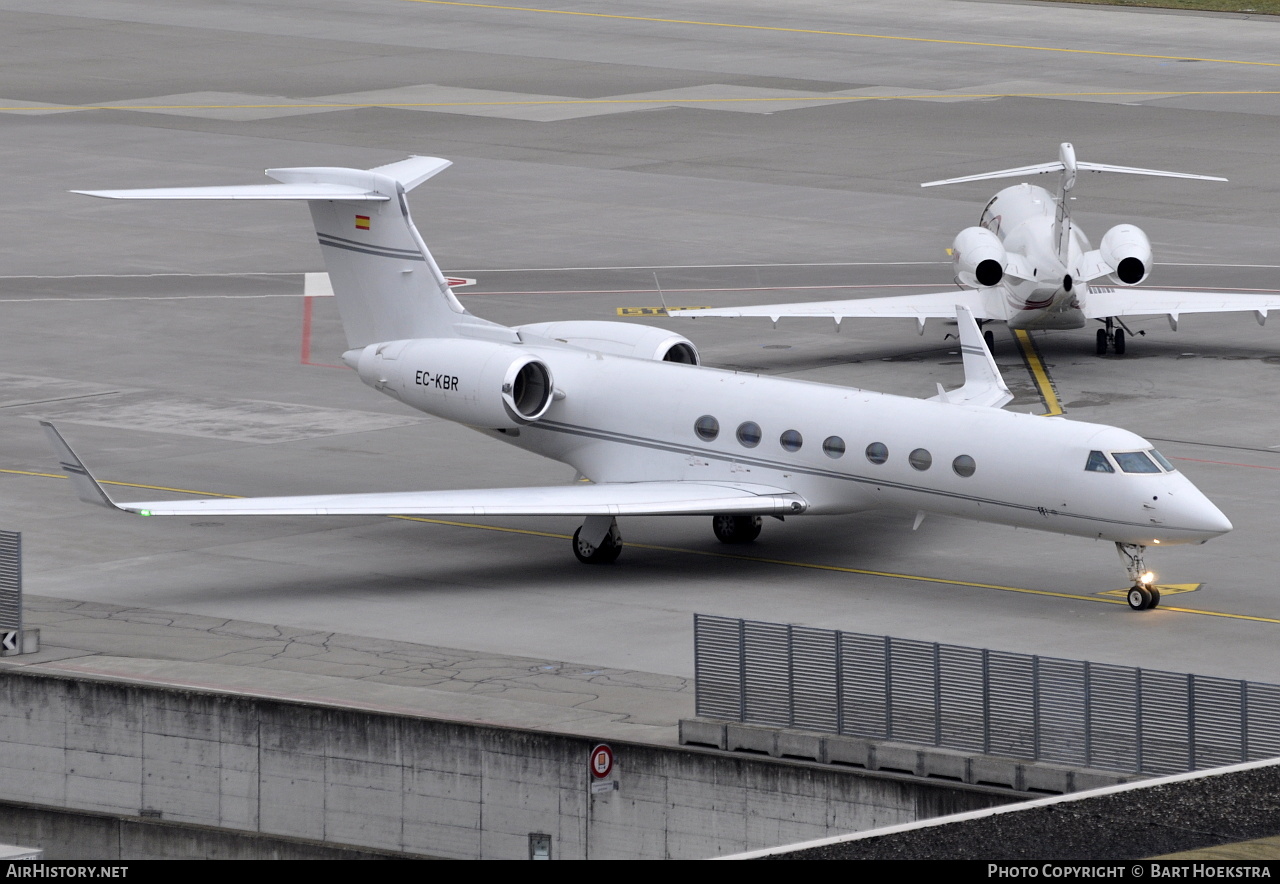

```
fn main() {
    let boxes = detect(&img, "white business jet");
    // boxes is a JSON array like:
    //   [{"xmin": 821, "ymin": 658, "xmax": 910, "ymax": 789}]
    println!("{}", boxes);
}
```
[
  {"xmin": 673, "ymin": 143, "xmax": 1280, "ymax": 355},
  {"xmin": 44, "ymin": 156, "xmax": 1231, "ymax": 610}
]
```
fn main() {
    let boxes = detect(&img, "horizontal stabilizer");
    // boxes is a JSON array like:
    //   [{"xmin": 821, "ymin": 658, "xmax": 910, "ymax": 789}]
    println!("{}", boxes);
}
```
[
  {"xmin": 74, "ymin": 183, "xmax": 390, "ymax": 201},
  {"xmin": 924, "ymin": 143, "xmax": 1225, "ymax": 190},
  {"xmin": 41, "ymin": 423, "xmax": 807, "ymax": 518}
]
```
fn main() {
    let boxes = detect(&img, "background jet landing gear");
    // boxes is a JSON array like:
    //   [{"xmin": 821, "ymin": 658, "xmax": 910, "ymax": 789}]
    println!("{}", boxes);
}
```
[
  {"xmin": 573, "ymin": 516, "xmax": 622, "ymax": 564},
  {"xmin": 712, "ymin": 514, "xmax": 762, "ymax": 544},
  {"xmin": 1096, "ymin": 319, "xmax": 1144, "ymax": 356},
  {"xmin": 1116, "ymin": 541, "xmax": 1161, "ymax": 610}
]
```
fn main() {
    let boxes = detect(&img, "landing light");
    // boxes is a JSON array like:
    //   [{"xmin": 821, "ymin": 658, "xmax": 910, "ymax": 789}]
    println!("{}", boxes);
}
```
[{"xmin": 1140, "ymin": 571, "xmax": 1155, "ymax": 585}]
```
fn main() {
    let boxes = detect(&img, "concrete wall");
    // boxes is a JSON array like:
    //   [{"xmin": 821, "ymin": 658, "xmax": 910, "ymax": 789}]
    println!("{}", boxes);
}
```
[{"xmin": 0, "ymin": 671, "xmax": 1016, "ymax": 859}]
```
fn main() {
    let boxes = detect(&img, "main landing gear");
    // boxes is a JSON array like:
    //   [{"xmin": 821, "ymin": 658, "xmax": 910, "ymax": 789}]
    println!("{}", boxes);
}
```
[
  {"xmin": 712, "ymin": 514, "xmax": 762, "ymax": 544},
  {"xmin": 1117, "ymin": 542, "xmax": 1161, "ymax": 610},
  {"xmin": 573, "ymin": 516, "xmax": 622, "ymax": 564},
  {"xmin": 1096, "ymin": 318, "xmax": 1143, "ymax": 356}
]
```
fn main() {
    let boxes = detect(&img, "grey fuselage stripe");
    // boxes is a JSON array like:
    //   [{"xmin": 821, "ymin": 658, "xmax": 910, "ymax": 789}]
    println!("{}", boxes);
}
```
[
  {"xmin": 531, "ymin": 419, "xmax": 1178, "ymax": 533},
  {"xmin": 316, "ymin": 234, "xmax": 425, "ymax": 262}
]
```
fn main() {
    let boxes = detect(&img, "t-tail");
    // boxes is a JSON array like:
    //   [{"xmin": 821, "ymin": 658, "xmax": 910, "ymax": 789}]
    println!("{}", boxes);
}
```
[
  {"xmin": 922, "ymin": 142, "xmax": 1227, "ymax": 269},
  {"xmin": 74, "ymin": 156, "xmax": 512, "ymax": 349}
]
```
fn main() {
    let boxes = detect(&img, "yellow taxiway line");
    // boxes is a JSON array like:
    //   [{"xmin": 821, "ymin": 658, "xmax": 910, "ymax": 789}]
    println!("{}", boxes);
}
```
[
  {"xmin": 1012, "ymin": 329, "xmax": 1065, "ymax": 417},
  {"xmin": 6, "ymin": 466, "xmax": 1275, "ymax": 623},
  {"xmin": 403, "ymin": 1, "xmax": 1280, "ymax": 68}
]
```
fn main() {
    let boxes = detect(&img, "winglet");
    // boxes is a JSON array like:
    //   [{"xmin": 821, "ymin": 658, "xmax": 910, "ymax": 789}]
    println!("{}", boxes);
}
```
[
  {"xmin": 929, "ymin": 307, "xmax": 1013, "ymax": 409},
  {"xmin": 40, "ymin": 422, "xmax": 121, "ymax": 510}
]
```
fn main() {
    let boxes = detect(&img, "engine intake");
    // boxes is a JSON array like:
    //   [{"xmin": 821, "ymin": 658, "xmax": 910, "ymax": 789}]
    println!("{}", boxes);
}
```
[
  {"xmin": 1099, "ymin": 224, "xmax": 1151, "ymax": 286},
  {"xmin": 351, "ymin": 338, "xmax": 555, "ymax": 428},
  {"xmin": 951, "ymin": 226, "xmax": 1008, "ymax": 289}
]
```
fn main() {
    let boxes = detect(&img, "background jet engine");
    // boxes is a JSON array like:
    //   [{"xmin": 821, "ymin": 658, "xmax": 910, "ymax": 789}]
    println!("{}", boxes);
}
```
[
  {"xmin": 1099, "ymin": 224, "xmax": 1152, "ymax": 286},
  {"xmin": 351, "ymin": 338, "xmax": 554, "ymax": 428},
  {"xmin": 516, "ymin": 320, "xmax": 700, "ymax": 364},
  {"xmin": 951, "ymin": 226, "xmax": 1008, "ymax": 289}
]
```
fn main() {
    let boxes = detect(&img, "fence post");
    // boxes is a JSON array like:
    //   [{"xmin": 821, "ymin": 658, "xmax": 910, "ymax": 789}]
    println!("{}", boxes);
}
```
[
  {"xmin": 1033, "ymin": 655, "xmax": 1041, "ymax": 761},
  {"xmin": 1084, "ymin": 662, "xmax": 1092, "ymax": 768},
  {"xmin": 1242, "ymin": 680, "xmax": 1250, "ymax": 763},
  {"xmin": 787, "ymin": 623, "xmax": 795, "ymax": 728},
  {"xmin": 738, "ymin": 618, "xmax": 747, "ymax": 722},
  {"xmin": 835, "ymin": 630, "xmax": 845, "ymax": 736},
  {"xmin": 1136, "ymin": 668, "xmax": 1145, "ymax": 774},
  {"xmin": 1188, "ymin": 673, "xmax": 1196, "ymax": 771},
  {"xmin": 982, "ymin": 648, "xmax": 991, "ymax": 755},
  {"xmin": 933, "ymin": 642, "xmax": 942, "ymax": 747},
  {"xmin": 884, "ymin": 635, "xmax": 894, "ymax": 742}
]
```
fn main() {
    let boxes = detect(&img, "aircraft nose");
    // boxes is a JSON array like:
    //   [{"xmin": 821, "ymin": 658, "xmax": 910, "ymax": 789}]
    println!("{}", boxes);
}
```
[{"xmin": 1174, "ymin": 488, "xmax": 1232, "ymax": 539}]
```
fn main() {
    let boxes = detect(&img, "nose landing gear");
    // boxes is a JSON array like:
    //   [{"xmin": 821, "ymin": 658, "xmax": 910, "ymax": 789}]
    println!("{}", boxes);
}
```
[{"xmin": 1117, "ymin": 542, "xmax": 1161, "ymax": 610}]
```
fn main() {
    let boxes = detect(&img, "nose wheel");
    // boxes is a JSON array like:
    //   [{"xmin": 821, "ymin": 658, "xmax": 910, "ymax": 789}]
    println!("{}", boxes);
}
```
[
  {"xmin": 1117, "ymin": 542, "xmax": 1160, "ymax": 610},
  {"xmin": 1126, "ymin": 584, "xmax": 1162, "ymax": 611}
]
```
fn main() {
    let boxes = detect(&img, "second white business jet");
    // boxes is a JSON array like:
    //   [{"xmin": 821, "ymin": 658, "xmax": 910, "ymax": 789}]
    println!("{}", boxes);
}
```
[
  {"xmin": 45, "ymin": 156, "xmax": 1231, "ymax": 609},
  {"xmin": 673, "ymin": 143, "xmax": 1280, "ymax": 355}
]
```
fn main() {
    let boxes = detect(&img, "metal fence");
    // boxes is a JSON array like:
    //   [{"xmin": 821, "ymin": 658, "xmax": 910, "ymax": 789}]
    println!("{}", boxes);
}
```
[
  {"xmin": 693, "ymin": 613, "xmax": 1280, "ymax": 775},
  {"xmin": 0, "ymin": 531, "xmax": 20, "ymax": 632}
]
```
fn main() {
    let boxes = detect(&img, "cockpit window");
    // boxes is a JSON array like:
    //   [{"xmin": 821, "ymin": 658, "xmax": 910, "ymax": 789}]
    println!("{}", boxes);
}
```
[
  {"xmin": 1113, "ymin": 451, "xmax": 1161, "ymax": 474},
  {"xmin": 1085, "ymin": 451, "xmax": 1113, "ymax": 473},
  {"xmin": 1149, "ymin": 450, "xmax": 1177, "ymax": 472}
]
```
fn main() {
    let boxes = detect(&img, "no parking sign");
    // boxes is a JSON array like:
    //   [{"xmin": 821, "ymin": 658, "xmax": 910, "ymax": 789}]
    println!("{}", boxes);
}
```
[{"xmin": 590, "ymin": 743, "xmax": 614, "ymax": 779}]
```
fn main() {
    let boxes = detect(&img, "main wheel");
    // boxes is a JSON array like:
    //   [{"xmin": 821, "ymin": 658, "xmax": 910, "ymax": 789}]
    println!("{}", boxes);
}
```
[
  {"xmin": 712, "ymin": 514, "xmax": 763, "ymax": 544},
  {"xmin": 1127, "ymin": 585, "xmax": 1151, "ymax": 610},
  {"xmin": 1114, "ymin": 328, "xmax": 1126, "ymax": 355},
  {"xmin": 983, "ymin": 329, "xmax": 995, "ymax": 353},
  {"xmin": 573, "ymin": 526, "xmax": 622, "ymax": 564},
  {"xmin": 1096, "ymin": 329, "xmax": 1108, "ymax": 356}
]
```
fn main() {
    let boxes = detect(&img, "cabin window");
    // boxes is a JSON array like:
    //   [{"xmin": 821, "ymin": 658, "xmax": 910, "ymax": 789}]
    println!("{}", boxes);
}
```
[
  {"xmin": 1085, "ymin": 451, "xmax": 1114, "ymax": 473},
  {"xmin": 694, "ymin": 415, "xmax": 719, "ymax": 442},
  {"xmin": 780, "ymin": 430, "xmax": 803, "ymax": 452},
  {"xmin": 823, "ymin": 436, "xmax": 846, "ymax": 459},
  {"xmin": 866, "ymin": 442, "xmax": 888, "ymax": 465},
  {"xmin": 952, "ymin": 454, "xmax": 976, "ymax": 478},
  {"xmin": 1113, "ymin": 451, "xmax": 1161, "ymax": 474},
  {"xmin": 736, "ymin": 421, "xmax": 762, "ymax": 448},
  {"xmin": 909, "ymin": 448, "xmax": 932, "ymax": 471},
  {"xmin": 1150, "ymin": 449, "xmax": 1177, "ymax": 472}
]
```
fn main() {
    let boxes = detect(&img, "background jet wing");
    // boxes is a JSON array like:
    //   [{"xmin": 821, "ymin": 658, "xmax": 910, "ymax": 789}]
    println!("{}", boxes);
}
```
[
  {"xmin": 1082, "ymin": 288, "xmax": 1280, "ymax": 323},
  {"xmin": 671, "ymin": 289, "xmax": 999, "ymax": 324},
  {"xmin": 42, "ymin": 421, "xmax": 805, "ymax": 518}
]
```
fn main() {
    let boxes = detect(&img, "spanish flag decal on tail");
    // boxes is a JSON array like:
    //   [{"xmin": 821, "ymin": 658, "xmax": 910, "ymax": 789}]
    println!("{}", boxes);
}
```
[{"xmin": 355, "ymin": 215, "xmax": 371, "ymax": 230}]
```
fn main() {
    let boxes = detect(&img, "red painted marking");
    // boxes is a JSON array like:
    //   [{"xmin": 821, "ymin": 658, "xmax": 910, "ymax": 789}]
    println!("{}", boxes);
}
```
[{"xmin": 301, "ymin": 295, "xmax": 346, "ymax": 369}]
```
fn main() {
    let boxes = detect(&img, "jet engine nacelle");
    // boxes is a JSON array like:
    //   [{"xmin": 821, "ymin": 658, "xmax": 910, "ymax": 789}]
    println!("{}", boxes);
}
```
[
  {"xmin": 951, "ymin": 226, "xmax": 1007, "ymax": 289},
  {"xmin": 350, "ymin": 338, "xmax": 554, "ymax": 428},
  {"xmin": 515, "ymin": 320, "xmax": 700, "ymax": 365},
  {"xmin": 1099, "ymin": 224, "xmax": 1152, "ymax": 286}
]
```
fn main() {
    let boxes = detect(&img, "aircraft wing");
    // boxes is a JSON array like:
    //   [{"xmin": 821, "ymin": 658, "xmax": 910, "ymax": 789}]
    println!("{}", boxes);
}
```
[
  {"xmin": 1082, "ymin": 288, "xmax": 1280, "ymax": 324},
  {"xmin": 670, "ymin": 289, "xmax": 1001, "ymax": 326},
  {"xmin": 42, "ymin": 422, "xmax": 806, "ymax": 518}
]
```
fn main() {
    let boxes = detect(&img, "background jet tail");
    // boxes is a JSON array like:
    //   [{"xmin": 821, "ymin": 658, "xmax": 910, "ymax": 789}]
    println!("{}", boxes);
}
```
[{"xmin": 76, "ymin": 156, "xmax": 510, "ymax": 349}]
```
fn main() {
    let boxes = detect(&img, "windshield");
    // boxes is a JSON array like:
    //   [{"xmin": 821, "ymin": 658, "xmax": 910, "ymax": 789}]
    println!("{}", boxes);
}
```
[{"xmin": 1113, "ymin": 451, "xmax": 1161, "ymax": 474}]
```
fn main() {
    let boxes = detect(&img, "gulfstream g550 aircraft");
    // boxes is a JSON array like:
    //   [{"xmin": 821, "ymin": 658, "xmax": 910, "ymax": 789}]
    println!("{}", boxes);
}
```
[
  {"xmin": 674, "ymin": 143, "xmax": 1280, "ymax": 355},
  {"xmin": 45, "ymin": 156, "xmax": 1231, "ymax": 610}
]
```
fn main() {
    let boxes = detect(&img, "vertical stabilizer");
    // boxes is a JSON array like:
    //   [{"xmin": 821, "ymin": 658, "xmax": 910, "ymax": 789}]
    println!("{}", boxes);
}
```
[{"xmin": 74, "ymin": 157, "xmax": 513, "ymax": 348}]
